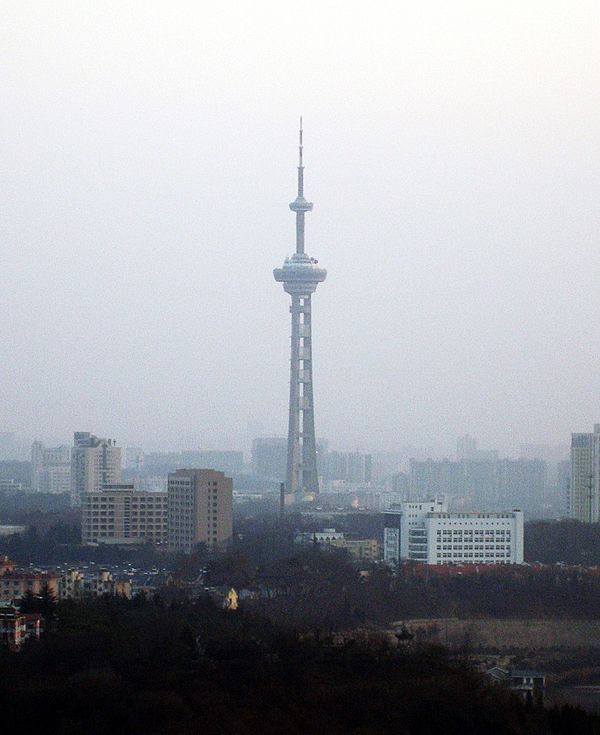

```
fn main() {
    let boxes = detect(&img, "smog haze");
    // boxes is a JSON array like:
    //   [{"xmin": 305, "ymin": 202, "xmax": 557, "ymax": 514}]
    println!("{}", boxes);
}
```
[{"xmin": 2, "ymin": 1, "xmax": 599, "ymax": 455}]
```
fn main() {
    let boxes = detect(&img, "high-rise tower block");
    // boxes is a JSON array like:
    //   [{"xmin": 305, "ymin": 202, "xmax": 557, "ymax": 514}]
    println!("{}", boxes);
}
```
[{"xmin": 274, "ymin": 121, "xmax": 327, "ymax": 500}]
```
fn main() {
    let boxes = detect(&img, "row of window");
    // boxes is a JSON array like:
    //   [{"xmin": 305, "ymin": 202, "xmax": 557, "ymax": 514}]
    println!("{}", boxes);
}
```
[{"xmin": 436, "ymin": 545, "xmax": 509, "ymax": 550}]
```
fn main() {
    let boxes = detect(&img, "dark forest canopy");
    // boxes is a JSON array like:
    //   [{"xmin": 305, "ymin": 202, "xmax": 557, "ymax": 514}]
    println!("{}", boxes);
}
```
[{"xmin": 0, "ymin": 595, "xmax": 595, "ymax": 735}]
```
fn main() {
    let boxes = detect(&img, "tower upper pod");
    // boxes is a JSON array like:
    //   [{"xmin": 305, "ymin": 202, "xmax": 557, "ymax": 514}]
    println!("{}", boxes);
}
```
[{"xmin": 289, "ymin": 195, "xmax": 313, "ymax": 213}]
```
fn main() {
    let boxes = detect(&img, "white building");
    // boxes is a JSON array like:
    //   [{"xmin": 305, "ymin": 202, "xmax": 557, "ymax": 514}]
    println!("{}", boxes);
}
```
[{"xmin": 384, "ymin": 499, "xmax": 524, "ymax": 566}]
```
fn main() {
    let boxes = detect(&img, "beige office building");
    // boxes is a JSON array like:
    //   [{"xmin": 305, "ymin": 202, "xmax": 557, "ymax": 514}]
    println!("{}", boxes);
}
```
[
  {"xmin": 81, "ymin": 484, "xmax": 168, "ymax": 545},
  {"xmin": 168, "ymin": 469, "xmax": 233, "ymax": 553},
  {"xmin": 71, "ymin": 432, "xmax": 122, "ymax": 505}
]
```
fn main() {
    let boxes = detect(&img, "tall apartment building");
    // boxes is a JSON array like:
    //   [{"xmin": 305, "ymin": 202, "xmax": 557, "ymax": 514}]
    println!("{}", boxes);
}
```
[
  {"xmin": 81, "ymin": 484, "xmax": 168, "ymax": 545},
  {"xmin": 31, "ymin": 441, "xmax": 71, "ymax": 494},
  {"xmin": 70, "ymin": 432, "xmax": 121, "ymax": 505},
  {"xmin": 569, "ymin": 425, "xmax": 600, "ymax": 522},
  {"xmin": 168, "ymin": 469, "xmax": 232, "ymax": 553},
  {"xmin": 383, "ymin": 499, "xmax": 524, "ymax": 566}
]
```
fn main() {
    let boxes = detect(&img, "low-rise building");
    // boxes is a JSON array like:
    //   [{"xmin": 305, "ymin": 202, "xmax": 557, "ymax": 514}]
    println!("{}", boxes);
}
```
[
  {"xmin": 0, "ymin": 559, "xmax": 60, "ymax": 604},
  {"xmin": 486, "ymin": 667, "xmax": 545, "ymax": 702},
  {"xmin": 295, "ymin": 530, "xmax": 381, "ymax": 561},
  {"xmin": 59, "ymin": 568, "xmax": 131, "ymax": 599},
  {"xmin": 0, "ymin": 606, "xmax": 43, "ymax": 650},
  {"xmin": 295, "ymin": 529, "xmax": 345, "ymax": 545},
  {"xmin": 337, "ymin": 538, "xmax": 381, "ymax": 561},
  {"xmin": 383, "ymin": 499, "xmax": 524, "ymax": 566}
]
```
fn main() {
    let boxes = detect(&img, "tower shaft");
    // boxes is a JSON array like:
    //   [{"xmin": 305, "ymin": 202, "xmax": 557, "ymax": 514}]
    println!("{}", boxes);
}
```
[{"xmin": 286, "ymin": 294, "xmax": 318, "ymax": 495}]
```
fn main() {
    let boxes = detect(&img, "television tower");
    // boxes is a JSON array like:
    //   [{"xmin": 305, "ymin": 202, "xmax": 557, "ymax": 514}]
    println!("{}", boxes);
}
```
[{"xmin": 274, "ymin": 120, "xmax": 327, "ymax": 500}]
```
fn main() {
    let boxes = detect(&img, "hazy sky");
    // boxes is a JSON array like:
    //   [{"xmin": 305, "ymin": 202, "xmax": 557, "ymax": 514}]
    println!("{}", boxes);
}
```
[{"xmin": 1, "ymin": 1, "xmax": 599, "ymax": 455}]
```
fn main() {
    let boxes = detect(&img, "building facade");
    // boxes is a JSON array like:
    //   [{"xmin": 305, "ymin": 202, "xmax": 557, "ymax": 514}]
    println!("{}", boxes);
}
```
[
  {"xmin": 168, "ymin": 469, "xmax": 233, "ymax": 553},
  {"xmin": 383, "ymin": 499, "xmax": 524, "ymax": 566},
  {"xmin": 70, "ymin": 432, "xmax": 121, "ymax": 505},
  {"xmin": 569, "ymin": 425, "xmax": 600, "ymax": 522},
  {"xmin": 81, "ymin": 484, "xmax": 168, "ymax": 545}
]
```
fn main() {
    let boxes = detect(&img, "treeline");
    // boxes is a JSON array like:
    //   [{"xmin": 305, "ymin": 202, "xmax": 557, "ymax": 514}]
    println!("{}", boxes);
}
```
[
  {"xmin": 226, "ymin": 549, "xmax": 600, "ymax": 628},
  {"xmin": 525, "ymin": 520, "xmax": 600, "ymax": 565},
  {"xmin": 0, "ymin": 594, "xmax": 594, "ymax": 735},
  {"xmin": 0, "ymin": 522, "xmax": 170, "ymax": 567}
]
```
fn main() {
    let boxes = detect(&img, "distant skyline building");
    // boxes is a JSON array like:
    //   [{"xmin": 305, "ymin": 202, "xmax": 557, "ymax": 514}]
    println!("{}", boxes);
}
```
[
  {"xmin": 274, "ymin": 121, "xmax": 327, "ymax": 500},
  {"xmin": 143, "ymin": 450, "xmax": 243, "ymax": 477},
  {"xmin": 456, "ymin": 435, "xmax": 498, "ymax": 462},
  {"xmin": 251, "ymin": 437, "xmax": 287, "ymax": 481},
  {"xmin": 125, "ymin": 446, "xmax": 144, "ymax": 471},
  {"xmin": 569, "ymin": 424, "xmax": 600, "ymax": 523},
  {"xmin": 31, "ymin": 441, "xmax": 71, "ymax": 494},
  {"xmin": 70, "ymin": 432, "xmax": 121, "ymax": 506},
  {"xmin": 408, "ymin": 457, "xmax": 546, "ymax": 519},
  {"xmin": 321, "ymin": 451, "xmax": 373, "ymax": 487}
]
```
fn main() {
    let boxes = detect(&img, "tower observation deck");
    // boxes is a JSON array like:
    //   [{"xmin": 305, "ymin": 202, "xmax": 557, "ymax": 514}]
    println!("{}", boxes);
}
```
[{"xmin": 274, "ymin": 121, "xmax": 327, "ymax": 500}]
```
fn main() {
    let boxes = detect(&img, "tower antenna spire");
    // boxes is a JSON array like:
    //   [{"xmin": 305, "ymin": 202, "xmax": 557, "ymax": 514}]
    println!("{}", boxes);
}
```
[
  {"xmin": 298, "ymin": 116, "xmax": 303, "ymax": 172},
  {"xmin": 290, "ymin": 116, "xmax": 312, "ymax": 253},
  {"xmin": 297, "ymin": 116, "xmax": 304, "ymax": 199}
]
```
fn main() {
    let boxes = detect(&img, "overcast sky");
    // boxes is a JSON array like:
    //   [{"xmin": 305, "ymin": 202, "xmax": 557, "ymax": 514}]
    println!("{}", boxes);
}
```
[{"xmin": 1, "ymin": 1, "xmax": 599, "ymax": 456}]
